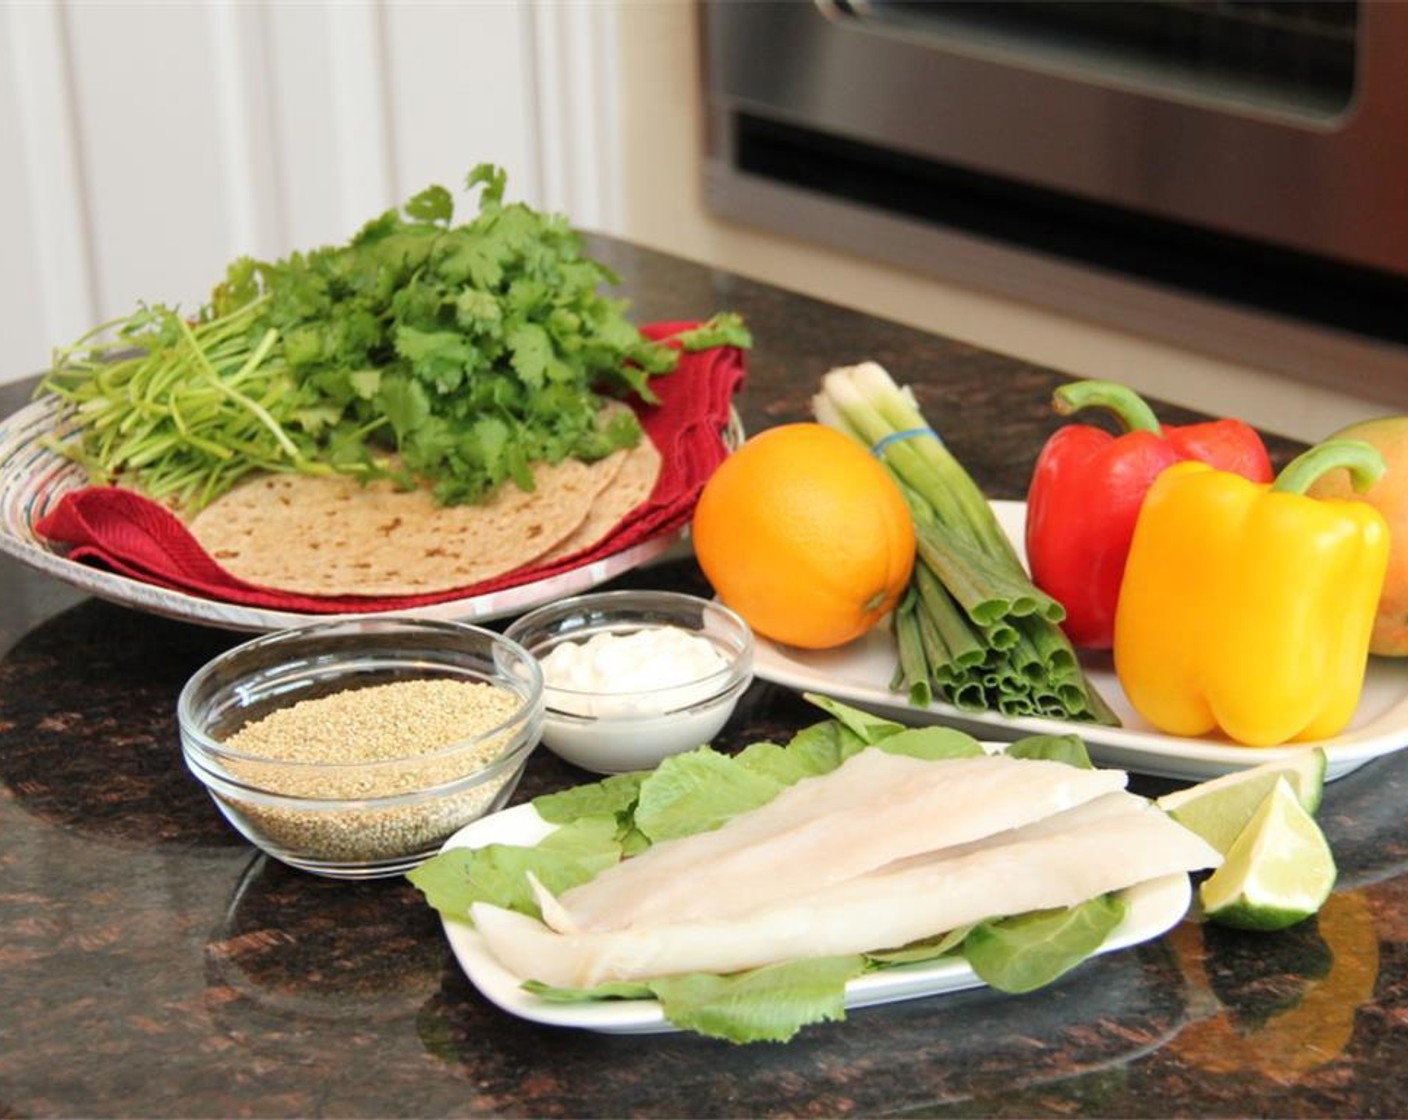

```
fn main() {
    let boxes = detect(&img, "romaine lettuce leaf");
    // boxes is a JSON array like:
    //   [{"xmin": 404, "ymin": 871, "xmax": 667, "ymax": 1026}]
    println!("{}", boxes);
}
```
[
  {"xmin": 803, "ymin": 692, "xmax": 907, "ymax": 743},
  {"xmin": 1006, "ymin": 733, "xmax": 1094, "ymax": 769},
  {"xmin": 533, "ymin": 771, "xmax": 644, "ymax": 825},
  {"xmin": 963, "ymin": 894, "xmax": 1127, "ymax": 993},
  {"xmin": 875, "ymin": 725, "xmax": 986, "ymax": 761},
  {"xmin": 865, "ymin": 925, "xmax": 975, "ymax": 967},
  {"xmin": 632, "ymin": 748, "xmax": 782, "ymax": 843},
  {"xmin": 650, "ymin": 956, "xmax": 865, "ymax": 1044},
  {"xmin": 407, "ymin": 814, "xmax": 621, "ymax": 920},
  {"xmin": 524, "ymin": 956, "xmax": 867, "ymax": 1045}
]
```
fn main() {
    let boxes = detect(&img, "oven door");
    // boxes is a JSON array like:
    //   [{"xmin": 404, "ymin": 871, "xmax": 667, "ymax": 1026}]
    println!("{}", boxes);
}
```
[
  {"xmin": 703, "ymin": 1, "xmax": 1408, "ymax": 401},
  {"xmin": 704, "ymin": 0, "xmax": 1408, "ymax": 279}
]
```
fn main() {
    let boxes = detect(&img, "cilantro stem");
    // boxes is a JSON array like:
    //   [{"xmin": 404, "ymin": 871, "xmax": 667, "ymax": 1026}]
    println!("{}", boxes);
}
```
[{"xmin": 178, "ymin": 320, "xmax": 300, "ymax": 462}]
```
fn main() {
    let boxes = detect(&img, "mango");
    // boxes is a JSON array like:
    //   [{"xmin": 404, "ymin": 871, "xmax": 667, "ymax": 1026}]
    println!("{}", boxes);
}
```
[{"xmin": 1306, "ymin": 415, "xmax": 1408, "ymax": 656}]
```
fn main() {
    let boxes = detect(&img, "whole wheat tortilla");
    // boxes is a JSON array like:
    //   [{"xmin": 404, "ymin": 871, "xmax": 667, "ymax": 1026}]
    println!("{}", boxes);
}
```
[
  {"xmin": 538, "ymin": 434, "xmax": 663, "ymax": 563},
  {"xmin": 188, "ymin": 450, "xmax": 626, "ymax": 596}
]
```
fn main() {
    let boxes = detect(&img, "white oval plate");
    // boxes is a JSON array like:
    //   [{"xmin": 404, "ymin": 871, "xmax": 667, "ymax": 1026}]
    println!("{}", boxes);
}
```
[
  {"xmin": 0, "ymin": 394, "xmax": 696, "ymax": 633},
  {"xmin": 752, "ymin": 500, "xmax": 1408, "ymax": 783},
  {"xmin": 433, "ymin": 801, "xmax": 1192, "ymax": 1036}
]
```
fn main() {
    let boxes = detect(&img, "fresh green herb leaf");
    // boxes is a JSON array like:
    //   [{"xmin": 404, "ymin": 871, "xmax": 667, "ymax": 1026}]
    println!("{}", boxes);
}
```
[
  {"xmin": 404, "ymin": 183, "xmax": 454, "ymax": 224},
  {"xmin": 506, "ymin": 322, "xmax": 553, "ymax": 390},
  {"xmin": 375, "ymin": 373, "xmax": 432, "ymax": 442},
  {"xmin": 466, "ymin": 162, "xmax": 507, "ymax": 207},
  {"xmin": 669, "ymin": 312, "xmax": 754, "ymax": 352}
]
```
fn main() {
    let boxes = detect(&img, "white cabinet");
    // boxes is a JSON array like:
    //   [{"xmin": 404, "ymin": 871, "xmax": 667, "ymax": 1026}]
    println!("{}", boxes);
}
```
[{"xmin": 0, "ymin": 0, "xmax": 620, "ymax": 384}]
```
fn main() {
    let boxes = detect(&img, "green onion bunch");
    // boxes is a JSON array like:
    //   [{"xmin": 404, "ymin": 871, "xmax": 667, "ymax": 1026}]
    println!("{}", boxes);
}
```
[{"xmin": 814, "ymin": 362, "xmax": 1117, "ymax": 725}]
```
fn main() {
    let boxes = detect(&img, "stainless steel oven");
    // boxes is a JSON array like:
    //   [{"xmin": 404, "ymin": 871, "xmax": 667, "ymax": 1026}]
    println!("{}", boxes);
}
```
[{"xmin": 702, "ymin": 1, "xmax": 1408, "ymax": 404}]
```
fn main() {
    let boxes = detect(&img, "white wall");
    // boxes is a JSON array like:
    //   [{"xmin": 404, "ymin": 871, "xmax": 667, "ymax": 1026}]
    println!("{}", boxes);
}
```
[{"xmin": 0, "ymin": 0, "xmax": 621, "ymax": 386}]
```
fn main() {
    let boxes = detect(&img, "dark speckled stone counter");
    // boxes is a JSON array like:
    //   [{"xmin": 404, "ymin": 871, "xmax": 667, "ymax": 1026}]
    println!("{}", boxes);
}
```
[{"xmin": 4, "ymin": 238, "xmax": 1407, "ymax": 1118}]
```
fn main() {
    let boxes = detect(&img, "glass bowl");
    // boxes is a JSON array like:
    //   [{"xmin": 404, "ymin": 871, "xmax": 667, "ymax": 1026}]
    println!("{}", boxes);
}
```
[
  {"xmin": 503, "ymin": 590, "xmax": 753, "ymax": 774},
  {"xmin": 178, "ymin": 618, "xmax": 544, "ymax": 880}
]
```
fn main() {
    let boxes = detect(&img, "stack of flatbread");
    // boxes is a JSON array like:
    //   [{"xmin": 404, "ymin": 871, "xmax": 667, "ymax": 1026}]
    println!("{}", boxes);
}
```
[{"xmin": 184, "ymin": 409, "xmax": 663, "ymax": 597}]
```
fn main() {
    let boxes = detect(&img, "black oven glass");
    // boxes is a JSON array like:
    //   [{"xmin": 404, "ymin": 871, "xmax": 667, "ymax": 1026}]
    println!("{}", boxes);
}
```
[{"xmin": 830, "ymin": 1, "xmax": 1360, "ymax": 119}]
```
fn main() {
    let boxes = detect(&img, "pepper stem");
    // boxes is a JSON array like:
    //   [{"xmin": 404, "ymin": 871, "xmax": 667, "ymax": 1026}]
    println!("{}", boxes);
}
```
[
  {"xmin": 1272, "ymin": 438, "xmax": 1387, "ymax": 496},
  {"xmin": 1051, "ymin": 380, "xmax": 1162, "ymax": 434}
]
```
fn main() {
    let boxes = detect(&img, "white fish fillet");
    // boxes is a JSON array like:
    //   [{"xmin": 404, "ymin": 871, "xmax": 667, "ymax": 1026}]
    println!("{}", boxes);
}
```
[
  {"xmin": 553, "ymin": 749, "xmax": 1129, "ymax": 932},
  {"xmin": 472, "ymin": 792, "xmax": 1220, "ymax": 989}
]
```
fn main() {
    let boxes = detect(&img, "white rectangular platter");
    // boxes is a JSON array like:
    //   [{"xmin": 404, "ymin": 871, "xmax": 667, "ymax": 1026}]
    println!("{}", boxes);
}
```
[{"xmin": 751, "ymin": 500, "xmax": 1408, "ymax": 783}]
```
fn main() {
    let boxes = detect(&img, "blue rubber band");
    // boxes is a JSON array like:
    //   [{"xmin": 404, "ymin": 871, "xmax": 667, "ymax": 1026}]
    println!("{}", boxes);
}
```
[{"xmin": 871, "ymin": 427, "xmax": 938, "ymax": 457}]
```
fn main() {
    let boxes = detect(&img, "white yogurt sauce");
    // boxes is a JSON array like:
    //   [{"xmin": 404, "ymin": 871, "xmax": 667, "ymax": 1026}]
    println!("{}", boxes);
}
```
[
  {"xmin": 536, "ymin": 626, "xmax": 740, "ymax": 773},
  {"xmin": 540, "ymin": 626, "xmax": 728, "ymax": 715}
]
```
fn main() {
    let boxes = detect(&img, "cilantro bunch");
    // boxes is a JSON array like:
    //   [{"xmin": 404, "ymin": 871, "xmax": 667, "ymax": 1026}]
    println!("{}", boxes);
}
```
[{"xmin": 44, "ymin": 165, "xmax": 748, "ymax": 509}]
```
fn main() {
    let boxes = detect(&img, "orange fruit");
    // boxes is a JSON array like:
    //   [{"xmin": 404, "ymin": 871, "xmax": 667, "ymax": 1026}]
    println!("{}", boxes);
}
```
[{"xmin": 691, "ymin": 422, "xmax": 916, "ymax": 650}]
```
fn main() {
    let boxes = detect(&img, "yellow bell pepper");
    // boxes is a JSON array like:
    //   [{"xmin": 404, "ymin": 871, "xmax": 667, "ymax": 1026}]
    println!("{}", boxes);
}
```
[{"xmin": 1113, "ymin": 439, "xmax": 1390, "ymax": 747}]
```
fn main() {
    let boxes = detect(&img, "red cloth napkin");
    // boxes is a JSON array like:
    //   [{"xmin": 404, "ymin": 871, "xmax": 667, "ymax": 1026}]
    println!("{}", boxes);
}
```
[{"xmin": 35, "ymin": 321, "xmax": 745, "ymax": 613}]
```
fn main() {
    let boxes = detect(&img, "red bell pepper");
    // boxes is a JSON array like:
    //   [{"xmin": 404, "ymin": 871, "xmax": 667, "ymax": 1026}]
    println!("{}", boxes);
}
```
[{"xmin": 1025, "ymin": 379, "xmax": 1273, "ymax": 649}]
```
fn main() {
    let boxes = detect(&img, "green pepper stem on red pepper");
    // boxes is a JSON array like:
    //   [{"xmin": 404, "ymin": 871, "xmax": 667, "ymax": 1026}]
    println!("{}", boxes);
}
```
[{"xmin": 1025, "ymin": 379, "xmax": 1274, "ymax": 650}]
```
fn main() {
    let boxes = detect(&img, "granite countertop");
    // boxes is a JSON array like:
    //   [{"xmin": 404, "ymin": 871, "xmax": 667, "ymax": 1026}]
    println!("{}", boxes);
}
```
[{"xmin": 3, "ymin": 237, "xmax": 1407, "ymax": 1118}]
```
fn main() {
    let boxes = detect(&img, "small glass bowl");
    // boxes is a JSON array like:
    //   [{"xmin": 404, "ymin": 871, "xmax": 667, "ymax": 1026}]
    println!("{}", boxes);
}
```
[
  {"xmin": 504, "ymin": 590, "xmax": 754, "ymax": 774},
  {"xmin": 178, "ymin": 618, "xmax": 544, "ymax": 880}
]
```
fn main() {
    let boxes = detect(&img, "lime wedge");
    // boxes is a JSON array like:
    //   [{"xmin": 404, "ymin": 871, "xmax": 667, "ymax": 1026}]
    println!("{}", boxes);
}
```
[
  {"xmin": 1199, "ymin": 778, "xmax": 1337, "ymax": 932},
  {"xmin": 1156, "ymin": 748, "xmax": 1326, "ymax": 854}
]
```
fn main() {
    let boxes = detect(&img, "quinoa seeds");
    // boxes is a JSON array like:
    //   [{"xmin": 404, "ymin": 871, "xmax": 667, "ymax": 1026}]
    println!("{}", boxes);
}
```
[{"xmin": 216, "ymin": 678, "xmax": 530, "ymax": 866}]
